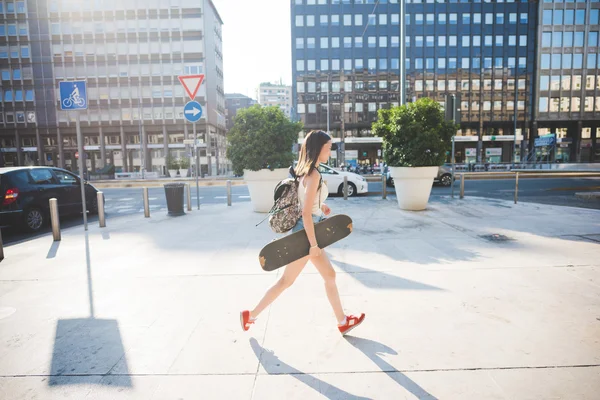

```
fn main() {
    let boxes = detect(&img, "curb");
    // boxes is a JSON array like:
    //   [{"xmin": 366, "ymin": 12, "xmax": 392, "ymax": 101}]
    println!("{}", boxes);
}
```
[{"xmin": 574, "ymin": 192, "xmax": 600, "ymax": 200}]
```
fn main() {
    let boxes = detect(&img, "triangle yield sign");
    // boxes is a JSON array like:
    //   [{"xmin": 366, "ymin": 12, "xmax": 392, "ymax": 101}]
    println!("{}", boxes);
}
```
[{"xmin": 178, "ymin": 74, "xmax": 205, "ymax": 100}]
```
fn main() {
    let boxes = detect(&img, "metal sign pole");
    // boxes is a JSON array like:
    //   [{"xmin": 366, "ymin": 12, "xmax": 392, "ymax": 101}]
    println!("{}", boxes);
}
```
[
  {"xmin": 76, "ymin": 112, "xmax": 88, "ymax": 231},
  {"xmin": 451, "ymin": 136, "xmax": 455, "ymax": 199},
  {"xmin": 194, "ymin": 122, "xmax": 200, "ymax": 210}
]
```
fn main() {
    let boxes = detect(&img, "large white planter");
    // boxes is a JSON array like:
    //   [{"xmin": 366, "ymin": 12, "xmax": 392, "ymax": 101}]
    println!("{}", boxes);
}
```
[
  {"xmin": 168, "ymin": 169, "xmax": 178, "ymax": 178},
  {"xmin": 244, "ymin": 168, "xmax": 290, "ymax": 213},
  {"xmin": 179, "ymin": 168, "xmax": 188, "ymax": 178},
  {"xmin": 389, "ymin": 166, "xmax": 439, "ymax": 211}
]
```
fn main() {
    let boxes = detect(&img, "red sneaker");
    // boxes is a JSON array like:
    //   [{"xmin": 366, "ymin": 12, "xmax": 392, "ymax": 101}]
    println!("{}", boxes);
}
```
[
  {"xmin": 240, "ymin": 310, "xmax": 255, "ymax": 332},
  {"xmin": 338, "ymin": 313, "xmax": 365, "ymax": 335}
]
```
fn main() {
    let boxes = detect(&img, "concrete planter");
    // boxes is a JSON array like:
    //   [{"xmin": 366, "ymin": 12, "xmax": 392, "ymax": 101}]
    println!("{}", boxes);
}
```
[
  {"xmin": 244, "ymin": 168, "xmax": 289, "ymax": 213},
  {"xmin": 179, "ymin": 168, "xmax": 188, "ymax": 178},
  {"xmin": 389, "ymin": 166, "xmax": 439, "ymax": 211},
  {"xmin": 168, "ymin": 169, "xmax": 179, "ymax": 178}
]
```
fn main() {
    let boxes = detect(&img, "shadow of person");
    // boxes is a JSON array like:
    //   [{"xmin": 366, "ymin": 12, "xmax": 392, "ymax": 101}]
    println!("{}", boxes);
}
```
[
  {"xmin": 250, "ymin": 338, "xmax": 372, "ymax": 400},
  {"xmin": 345, "ymin": 336, "xmax": 439, "ymax": 400}
]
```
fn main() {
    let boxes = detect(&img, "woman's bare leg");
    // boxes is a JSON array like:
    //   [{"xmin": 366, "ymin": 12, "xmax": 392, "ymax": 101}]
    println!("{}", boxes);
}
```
[
  {"xmin": 311, "ymin": 251, "xmax": 345, "ymax": 323},
  {"xmin": 250, "ymin": 255, "xmax": 310, "ymax": 318}
]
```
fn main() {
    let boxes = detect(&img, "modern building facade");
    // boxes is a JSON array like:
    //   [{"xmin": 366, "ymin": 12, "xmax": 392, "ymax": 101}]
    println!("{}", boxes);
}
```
[
  {"xmin": 292, "ymin": 0, "xmax": 594, "ymax": 168},
  {"xmin": 258, "ymin": 82, "xmax": 292, "ymax": 119},
  {"xmin": 0, "ymin": 0, "xmax": 228, "ymax": 176},
  {"xmin": 535, "ymin": 0, "xmax": 600, "ymax": 163},
  {"xmin": 225, "ymin": 93, "xmax": 257, "ymax": 130}
]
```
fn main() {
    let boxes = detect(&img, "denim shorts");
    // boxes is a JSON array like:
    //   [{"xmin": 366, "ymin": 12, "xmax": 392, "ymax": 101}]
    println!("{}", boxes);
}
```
[{"xmin": 292, "ymin": 214, "xmax": 325, "ymax": 233}]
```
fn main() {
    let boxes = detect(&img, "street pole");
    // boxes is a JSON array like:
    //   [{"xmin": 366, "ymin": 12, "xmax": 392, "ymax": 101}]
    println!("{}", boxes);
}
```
[
  {"xmin": 513, "ymin": 71, "xmax": 519, "ymax": 169},
  {"xmin": 326, "ymin": 75, "xmax": 330, "ymax": 135},
  {"xmin": 340, "ymin": 70, "xmax": 345, "ymax": 166},
  {"xmin": 451, "ymin": 136, "xmax": 455, "ymax": 199},
  {"xmin": 400, "ymin": 0, "xmax": 406, "ymax": 105},
  {"xmin": 75, "ymin": 112, "xmax": 88, "ymax": 231},
  {"xmin": 194, "ymin": 122, "xmax": 200, "ymax": 210}
]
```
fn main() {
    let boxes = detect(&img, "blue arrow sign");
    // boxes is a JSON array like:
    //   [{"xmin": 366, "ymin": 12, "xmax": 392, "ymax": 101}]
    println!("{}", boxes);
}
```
[
  {"xmin": 59, "ymin": 80, "xmax": 87, "ymax": 110},
  {"xmin": 184, "ymin": 101, "xmax": 203, "ymax": 123}
]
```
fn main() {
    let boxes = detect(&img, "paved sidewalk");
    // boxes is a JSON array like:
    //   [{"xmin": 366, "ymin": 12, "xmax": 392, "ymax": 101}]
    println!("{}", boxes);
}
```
[{"xmin": 0, "ymin": 196, "xmax": 599, "ymax": 399}]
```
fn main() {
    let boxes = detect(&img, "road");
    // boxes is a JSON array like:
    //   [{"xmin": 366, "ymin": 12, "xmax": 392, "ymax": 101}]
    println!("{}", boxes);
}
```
[{"xmin": 2, "ymin": 177, "xmax": 598, "ymax": 245}]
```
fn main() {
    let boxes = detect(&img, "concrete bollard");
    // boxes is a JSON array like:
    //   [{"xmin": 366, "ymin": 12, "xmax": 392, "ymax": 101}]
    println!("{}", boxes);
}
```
[
  {"xmin": 143, "ymin": 187, "xmax": 150, "ymax": 218},
  {"xmin": 49, "ymin": 198, "xmax": 61, "ymax": 241},
  {"xmin": 343, "ymin": 176, "xmax": 348, "ymax": 200},
  {"xmin": 460, "ymin": 174, "xmax": 465, "ymax": 199},
  {"xmin": 97, "ymin": 191, "xmax": 106, "ymax": 228},
  {"xmin": 382, "ymin": 174, "xmax": 387, "ymax": 199},
  {"xmin": 227, "ymin": 180, "xmax": 232, "ymax": 206},
  {"xmin": 186, "ymin": 184, "xmax": 192, "ymax": 212}
]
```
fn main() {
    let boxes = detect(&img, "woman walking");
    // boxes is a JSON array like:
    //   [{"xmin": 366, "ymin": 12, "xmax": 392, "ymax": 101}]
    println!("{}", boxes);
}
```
[{"xmin": 240, "ymin": 130, "xmax": 365, "ymax": 335}]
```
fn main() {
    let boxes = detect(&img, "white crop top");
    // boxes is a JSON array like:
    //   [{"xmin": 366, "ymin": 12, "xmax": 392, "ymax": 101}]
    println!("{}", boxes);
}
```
[{"xmin": 298, "ymin": 175, "xmax": 329, "ymax": 216}]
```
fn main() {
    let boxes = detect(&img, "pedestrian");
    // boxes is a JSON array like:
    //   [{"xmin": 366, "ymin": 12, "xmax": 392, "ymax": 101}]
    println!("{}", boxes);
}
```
[{"xmin": 240, "ymin": 130, "xmax": 365, "ymax": 335}]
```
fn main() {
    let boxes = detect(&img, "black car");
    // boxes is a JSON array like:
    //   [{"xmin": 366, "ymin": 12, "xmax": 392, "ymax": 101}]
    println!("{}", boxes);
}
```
[{"xmin": 0, "ymin": 167, "xmax": 101, "ymax": 232}]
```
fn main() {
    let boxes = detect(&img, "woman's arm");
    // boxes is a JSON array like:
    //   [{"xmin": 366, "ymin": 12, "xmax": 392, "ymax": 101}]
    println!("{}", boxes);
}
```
[{"xmin": 302, "ymin": 171, "xmax": 321, "ymax": 252}]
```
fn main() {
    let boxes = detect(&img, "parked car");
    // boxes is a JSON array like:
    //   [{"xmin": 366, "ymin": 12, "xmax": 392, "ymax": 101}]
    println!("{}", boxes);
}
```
[
  {"xmin": 386, "ymin": 164, "xmax": 454, "ymax": 187},
  {"xmin": 318, "ymin": 163, "xmax": 368, "ymax": 197},
  {"xmin": 0, "ymin": 167, "xmax": 101, "ymax": 232}
]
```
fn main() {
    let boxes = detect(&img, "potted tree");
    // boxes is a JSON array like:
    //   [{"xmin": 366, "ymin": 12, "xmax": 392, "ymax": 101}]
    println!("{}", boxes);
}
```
[
  {"xmin": 227, "ymin": 105, "xmax": 302, "ymax": 212},
  {"xmin": 179, "ymin": 157, "xmax": 190, "ymax": 178},
  {"xmin": 373, "ymin": 98, "xmax": 456, "ymax": 211},
  {"xmin": 166, "ymin": 155, "xmax": 180, "ymax": 178}
]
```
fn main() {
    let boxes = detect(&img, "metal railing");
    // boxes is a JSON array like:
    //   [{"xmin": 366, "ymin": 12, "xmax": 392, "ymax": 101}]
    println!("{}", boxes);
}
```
[{"xmin": 452, "ymin": 170, "xmax": 600, "ymax": 204}]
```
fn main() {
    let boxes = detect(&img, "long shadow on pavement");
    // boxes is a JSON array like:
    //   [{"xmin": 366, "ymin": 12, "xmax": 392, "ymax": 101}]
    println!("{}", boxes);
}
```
[
  {"xmin": 250, "ymin": 338, "xmax": 371, "ymax": 400},
  {"xmin": 345, "ymin": 336, "xmax": 439, "ymax": 400},
  {"xmin": 49, "ymin": 233, "xmax": 131, "ymax": 387}
]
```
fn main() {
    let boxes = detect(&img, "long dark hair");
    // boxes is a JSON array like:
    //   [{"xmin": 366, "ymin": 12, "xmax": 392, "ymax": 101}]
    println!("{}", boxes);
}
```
[{"xmin": 294, "ymin": 130, "xmax": 331, "ymax": 178}]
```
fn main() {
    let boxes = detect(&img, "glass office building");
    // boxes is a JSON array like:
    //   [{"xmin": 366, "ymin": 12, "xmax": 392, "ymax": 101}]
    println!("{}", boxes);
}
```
[
  {"xmin": 291, "ymin": 0, "xmax": 538, "ymax": 166},
  {"xmin": 0, "ymin": 0, "xmax": 228, "ymax": 176},
  {"xmin": 535, "ymin": 0, "xmax": 600, "ymax": 163}
]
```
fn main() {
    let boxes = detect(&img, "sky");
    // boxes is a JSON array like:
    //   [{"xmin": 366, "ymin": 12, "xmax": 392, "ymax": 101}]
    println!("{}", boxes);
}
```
[{"xmin": 214, "ymin": 0, "xmax": 292, "ymax": 100}]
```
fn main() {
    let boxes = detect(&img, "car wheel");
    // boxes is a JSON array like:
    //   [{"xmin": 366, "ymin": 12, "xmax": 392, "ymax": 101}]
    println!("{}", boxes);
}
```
[
  {"xmin": 440, "ymin": 174, "xmax": 452, "ymax": 187},
  {"xmin": 23, "ymin": 207, "xmax": 45, "ymax": 233},
  {"xmin": 338, "ymin": 182, "xmax": 357, "ymax": 197}
]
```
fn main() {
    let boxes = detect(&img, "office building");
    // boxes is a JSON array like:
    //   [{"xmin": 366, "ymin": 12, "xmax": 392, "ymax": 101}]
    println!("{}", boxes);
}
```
[
  {"xmin": 225, "ymin": 93, "xmax": 257, "ymax": 130},
  {"xmin": 258, "ymin": 82, "xmax": 292, "ymax": 119},
  {"xmin": 0, "ymin": 0, "xmax": 228, "ymax": 176}
]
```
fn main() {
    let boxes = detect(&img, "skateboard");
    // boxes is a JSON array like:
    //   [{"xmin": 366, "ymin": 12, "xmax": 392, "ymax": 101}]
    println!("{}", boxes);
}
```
[{"xmin": 259, "ymin": 214, "xmax": 353, "ymax": 272}]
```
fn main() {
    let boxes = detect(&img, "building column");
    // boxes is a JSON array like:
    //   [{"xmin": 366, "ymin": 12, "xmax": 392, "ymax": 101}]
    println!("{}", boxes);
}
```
[
  {"xmin": 36, "ymin": 128, "xmax": 43, "ymax": 166},
  {"xmin": 120, "ymin": 126, "xmax": 127, "ymax": 173},
  {"xmin": 15, "ymin": 130, "xmax": 22, "ymax": 166},
  {"xmin": 57, "ymin": 128, "xmax": 65, "ymax": 169},
  {"xmin": 141, "ymin": 124, "xmax": 149, "ymax": 172},
  {"xmin": 574, "ymin": 121, "xmax": 582, "ymax": 163},
  {"xmin": 163, "ymin": 125, "xmax": 168, "ymax": 176},
  {"xmin": 99, "ymin": 126, "xmax": 106, "ymax": 169}
]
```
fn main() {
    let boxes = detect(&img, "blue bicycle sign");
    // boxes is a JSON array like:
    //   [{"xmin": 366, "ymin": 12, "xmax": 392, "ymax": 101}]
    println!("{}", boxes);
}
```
[{"xmin": 59, "ymin": 81, "xmax": 87, "ymax": 110}]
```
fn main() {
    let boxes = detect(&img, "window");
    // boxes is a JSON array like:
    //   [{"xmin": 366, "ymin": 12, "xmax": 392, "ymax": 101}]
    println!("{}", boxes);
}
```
[
  {"xmin": 575, "ymin": 32, "xmax": 584, "ymax": 47},
  {"xmin": 438, "ymin": 58, "xmax": 446, "ymax": 69},
  {"xmin": 344, "ymin": 37, "xmax": 352, "ymax": 48},
  {"xmin": 485, "ymin": 36, "xmax": 493, "ymax": 46},
  {"xmin": 474, "ymin": 13, "xmax": 481, "ymax": 24},
  {"xmin": 496, "ymin": 36, "xmax": 503, "ymax": 46},
  {"xmin": 55, "ymin": 171, "xmax": 78, "ymax": 185},
  {"xmin": 576, "ymin": 10, "xmax": 585, "ymax": 25},
  {"xmin": 308, "ymin": 38, "xmax": 316, "ymax": 48},
  {"xmin": 588, "ymin": 54, "xmax": 597, "ymax": 69},
  {"xmin": 563, "ymin": 54, "xmax": 572, "ymax": 69},
  {"xmin": 295, "ymin": 16, "xmax": 303, "ymax": 27},
  {"xmin": 540, "ymin": 76, "xmax": 549, "ymax": 91},
  {"xmin": 380, "ymin": 37, "xmax": 388, "ymax": 47},
  {"xmin": 15, "ymin": 90, "xmax": 22, "ymax": 101},
  {"xmin": 355, "ymin": 37, "xmax": 363, "ymax": 47},
  {"xmin": 473, "ymin": 36, "xmax": 481, "ymax": 46},
  {"xmin": 321, "ymin": 59, "xmax": 329, "ymax": 70},
  {"xmin": 563, "ymin": 32, "xmax": 573, "ymax": 47},
  {"xmin": 496, "ymin": 13, "xmax": 504, "ymax": 24},
  {"xmin": 307, "ymin": 15, "xmax": 315, "ymax": 27},
  {"xmin": 297, "ymin": 60, "xmax": 305, "ymax": 71},
  {"xmin": 4, "ymin": 90, "xmax": 13, "ymax": 102},
  {"xmin": 415, "ymin": 58, "xmax": 423, "ymax": 69},
  {"xmin": 368, "ymin": 58, "xmax": 376, "ymax": 70},
  {"xmin": 344, "ymin": 14, "xmax": 352, "ymax": 26},
  {"xmin": 574, "ymin": 54, "xmax": 583, "ymax": 69},
  {"xmin": 320, "ymin": 15, "xmax": 328, "ymax": 26},
  {"xmin": 519, "ymin": 57, "xmax": 526, "ymax": 69},
  {"xmin": 589, "ymin": 32, "xmax": 598, "ymax": 47},
  {"xmin": 449, "ymin": 58, "xmax": 457, "ymax": 69},
  {"xmin": 485, "ymin": 13, "xmax": 493, "ymax": 24},
  {"xmin": 368, "ymin": 14, "xmax": 376, "ymax": 26},
  {"xmin": 462, "ymin": 36, "xmax": 470, "ymax": 47},
  {"xmin": 543, "ymin": 10, "xmax": 552, "ymax": 25},
  {"xmin": 380, "ymin": 14, "xmax": 388, "ymax": 25},
  {"xmin": 308, "ymin": 104, "xmax": 316, "ymax": 113},
  {"xmin": 520, "ymin": 13, "xmax": 528, "ymax": 24},
  {"xmin": 307, "ymin": 60, "xmax": 315, "ymax": 71},
  {"xmin": 30, "ymin": 169, "xmax": 55, "ymax": 185},
  {"xmin": 473, "ymin": 57, "xmax": 480, "ymax": 69},
  {"xmin": 332, "ymin": 15, "xmax": 339, "ymax": 26},
  {"xmin": 296, "ymin": 38, "xmax": 304, "ymax": 49},
  {"xmin": 297, "ymin": 82, "xmax": 305, "ymax": 93},
  {"xmin": 355, "ymin": 15, "xmax": 362, "ymax": 26},
  {"xmin": 508, "ymin": 57, "xmax": 516, "ymax": 68},
  {"xmin": 1, "ymin": 70, "xmax": 9, "ymax": 80},
  {"xmin": 439, "ymin": 36, "xmax": 446, "ymax": 46},
  {"xmin": 449, "ymin": 36, "xmax": 457, "ymax": 46},
  {"xmin": 332, "ymin": 59, "xmax": 340, "ymax": 70},
  {"xmin": 392, "ymin": 36, "xmax": 400, "ymax": 47},
  {"xmin": 426, "ymin": 36, "xmax": 434, "ymax": 47},
  {"xmin": 509, "ymin": 13, "xmax": 517, "ymax": 24},
  {"xmin": 320, "ymin": 38, "xmax": 328, "ymax": 49},
  {"xmin": 519, "ymin": 36, "xmax": 527, "ymax": 46},
  {"xmin": 462, "ymin": 58, "xmax": 469, "ymax": 69},
  {"xmin": 462, "ymin": 13, "xmax": 470, "ymax": 24},
  {"xmin": 8, "ymin": 24, "xmax": 17, "ymax": 36},
  {"xmin": 416, "ymin": 36, "xmax": 423, "ymax": 47},
  {"xmin": 416, "ymin": 14, "xmax": 423, "ymax": 24},
  {"xmin": 344, "ymin": 59, "xmax": 352, "ymax": 70},
  {"xmin": 368, "ymin": 36, "xmax": 376, "ymax": 48},
  {"xmin": 439, "ymin": 14, "xmax": 447, "ymax": 24},
  {"xmin": 427, "ymin": 14, "xmax": 434, "ymax": 24},
  {"xmin": 449, "ymin": 13, "xmax": 457, "ymax": 24}
]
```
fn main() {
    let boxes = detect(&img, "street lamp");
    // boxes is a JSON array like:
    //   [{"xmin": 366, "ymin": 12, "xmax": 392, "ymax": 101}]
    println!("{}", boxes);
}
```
[{"xmin": 400, "ymin": 0, "xmax": 406, "ymax": 106}]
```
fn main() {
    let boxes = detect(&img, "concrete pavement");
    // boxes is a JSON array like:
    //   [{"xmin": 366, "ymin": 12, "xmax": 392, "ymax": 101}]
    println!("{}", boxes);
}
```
[{"xmin": 0, "ymin": 196, "xmax": 599, "ymax": 399}]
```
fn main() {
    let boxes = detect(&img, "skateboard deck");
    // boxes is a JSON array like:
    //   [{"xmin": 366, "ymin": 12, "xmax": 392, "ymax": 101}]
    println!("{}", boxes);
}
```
[{"xmin": 259, "ymin": 214, "xmax": 353, "ymax": 272}]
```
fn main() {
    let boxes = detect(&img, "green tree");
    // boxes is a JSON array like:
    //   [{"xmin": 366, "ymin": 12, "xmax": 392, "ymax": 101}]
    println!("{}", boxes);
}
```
[
  {"xmin": 373, "ymin": 98, "xmax": 456, "ymax": 167},
  {"xmin": 227, "ymin": 105, "xmax": 302, "ymax": 176}
]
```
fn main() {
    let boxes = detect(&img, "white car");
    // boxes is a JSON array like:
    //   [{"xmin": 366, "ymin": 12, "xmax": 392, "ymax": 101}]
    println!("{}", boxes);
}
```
[{"xmin": 317, "ymin": 163, "xmax": 368, "ymax": 197}]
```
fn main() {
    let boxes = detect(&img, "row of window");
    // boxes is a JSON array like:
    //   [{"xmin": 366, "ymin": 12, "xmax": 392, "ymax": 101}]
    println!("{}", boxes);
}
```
[
  {"xmin": 52, "ymin": 40, "xmax": 203, "ymax": 58},
  {"xmin": 295, "ymin": 12, "xmax": 528, "ymax": 27},
  {"xmin": 58, "ymin": 85, "xmax": 187, "ymax": 101},
  {"xmin": 0, "ymin": 67, "xmax": 33, "ymax": 80},
  {"xmin": 0, "ymin": 46, "xmax": 30, "ymax": 59},
  {"xmin": 2, "ymin": 89, "xmax": 35, "ymax": 102},
  {"xmin": 0, "ymin": 111, "xmax": 36, "ymax": 125},
  {"xmin": 49, "ymin": 0, "xmax": 201, "ymax": 12},
  {"xmin": 56, "ymin": 108, "xmax": 192, "ymax": 123},
  {"xmin": 540, "ymin": 53, "xmax": 600, "ymax": 70},
  {"xmin": 298, "ymin": 78, "xmax": 527, "ymax": 93},
  {"xmin": 0, "ymin": 23, "xmax": 28, "ymax": 36},
  {"xmin": 296, "ymin": 0, "xmax": 533, "ymax": 4},
  {"xmin": 0, "ymin": 2, "xmax": 26, "ymax": 14},
  {"xmin": 296, "ymin": 56, "xmax": 529, "ymax": 71},
  {"xmin": 295, "ymin": 0, "xmax": 398, "ymax": 4},
  {"xmin": 296, "ymin": 34, "xmax": 529, "ymax": 49},
  {"xmin": 542, "ymin": 9, "xmax": 596, "ymax": 25},
  {"xmin": 541, "ymin": 31, "xmax": 599, "ymax": 48},
  {"xmin": 539, "ymin": 97, "xmax": 600, "ymax": 113},
  {"xmin": 50, "ymin": 18, "xmax": 203, "ymax": 35},
  {"xmin": 53, "ymin": 63, "xmax": 203, "ymax": 79},
  {"xmin": 539, "ymin": 75, "xmax": 599, "ymax": 91},
  {"xmin": 297, "ymin": 101, "xmax": 527, "ymax": 114}
]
